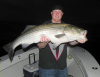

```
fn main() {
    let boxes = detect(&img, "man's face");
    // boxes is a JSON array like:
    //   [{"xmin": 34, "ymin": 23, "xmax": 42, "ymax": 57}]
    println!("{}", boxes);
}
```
[{"xmin": 51, "ymin": 10, "xmax": 64, "ymax": 21}]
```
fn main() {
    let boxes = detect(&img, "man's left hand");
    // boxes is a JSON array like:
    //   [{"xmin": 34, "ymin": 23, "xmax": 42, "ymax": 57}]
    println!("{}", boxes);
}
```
[{"xmin": 77, "ymin": 39, "xmax": 87, "ymax": 44}]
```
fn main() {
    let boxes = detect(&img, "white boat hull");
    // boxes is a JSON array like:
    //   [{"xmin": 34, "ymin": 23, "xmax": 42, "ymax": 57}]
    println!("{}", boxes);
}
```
[{"xmin": 0, "ymin": 46, "xmax": 100, "ymax": 77}]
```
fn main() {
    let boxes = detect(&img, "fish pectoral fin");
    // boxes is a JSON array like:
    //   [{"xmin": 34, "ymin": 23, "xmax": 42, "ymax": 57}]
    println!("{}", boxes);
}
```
[{"xmin": 55, "ymin": 34, "xmax": 65, "ymax": 38}]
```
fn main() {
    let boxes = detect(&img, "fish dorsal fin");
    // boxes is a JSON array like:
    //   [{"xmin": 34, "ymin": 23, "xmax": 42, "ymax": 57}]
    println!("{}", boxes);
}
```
[
  {"xmin": 21, "ymin": 25, "xmax": 36, "ymax": 34},
  {"xmin": 55, "ymin": 34, "xmax": 65, "ymax": 38}
]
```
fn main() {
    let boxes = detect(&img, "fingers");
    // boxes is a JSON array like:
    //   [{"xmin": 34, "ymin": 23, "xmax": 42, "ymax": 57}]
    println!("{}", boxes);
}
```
[
  {"xmin": 77, "ymin": 30, "xmax": 88, "ymax": 44},
  {"xmin": 40, "ymin": 35, "xmax": 50, "ymax": 42},
  {"xmin": 77, "ymin": 39, "xmax": 87, "ymax": 43}
]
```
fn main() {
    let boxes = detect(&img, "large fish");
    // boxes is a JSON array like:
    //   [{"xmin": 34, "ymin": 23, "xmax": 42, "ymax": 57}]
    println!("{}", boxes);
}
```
[{"xmin": 4, "ymin": 23, "xmax": 87, "ymax": 62}]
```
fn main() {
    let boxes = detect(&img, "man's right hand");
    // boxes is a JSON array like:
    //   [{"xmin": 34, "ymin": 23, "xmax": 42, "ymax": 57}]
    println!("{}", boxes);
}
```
[
  {"xmin": 40, "ymin": 35, "xmax": 50, "ymax": 42},
  {"xmin": 37, "ymin": 36, "xmax": 50, "ymax": 49}
]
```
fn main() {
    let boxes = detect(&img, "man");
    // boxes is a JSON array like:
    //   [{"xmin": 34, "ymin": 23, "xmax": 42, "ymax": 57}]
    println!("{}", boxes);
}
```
[{"xmin": 37, "ymin": 5, "xmax": 87, "ymax": 77}]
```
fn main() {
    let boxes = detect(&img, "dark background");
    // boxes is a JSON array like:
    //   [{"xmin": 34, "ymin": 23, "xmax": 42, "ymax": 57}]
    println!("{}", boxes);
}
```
[{"xmin": 0, "ymin": 0, "xmax": 100, "ymax": 64}]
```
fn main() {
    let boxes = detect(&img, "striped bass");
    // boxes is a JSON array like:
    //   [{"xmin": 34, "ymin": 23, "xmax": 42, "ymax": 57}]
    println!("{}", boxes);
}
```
[{"xmin": 4, "ymin": 23, "xmax": 87, "ymax": 61}]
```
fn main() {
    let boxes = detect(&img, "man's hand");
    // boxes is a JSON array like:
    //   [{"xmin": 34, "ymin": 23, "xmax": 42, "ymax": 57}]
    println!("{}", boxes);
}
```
[
  {"xmin": 77, "ymin": 39, "xmax": 87, "ymax": 44},
  {"xmin": 69, "ymin": 39, "xmax": 87, "ymax": 45},
  {"xmin": 40, "ymin": 35, "xmax": 50, "ymax": 42},
  {"xmin": 77, "ymin": 32, "xmax": 87, "ymax": 43},
  {"xmin": 37, "ymin": 36, "xmax": 50, "ymax": 49},
  {"xmin": 69, "ymin": 32, "xmax": 87, "ymax": 45}
]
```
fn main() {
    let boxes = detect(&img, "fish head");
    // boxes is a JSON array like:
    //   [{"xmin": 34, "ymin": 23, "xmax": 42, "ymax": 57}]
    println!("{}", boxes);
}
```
[{"xmin": 64, "ymin": 25, "xmax": 88, "ymax": 41}]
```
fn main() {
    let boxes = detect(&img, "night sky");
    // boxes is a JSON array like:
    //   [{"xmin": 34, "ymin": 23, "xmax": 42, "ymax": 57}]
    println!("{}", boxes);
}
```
[{"xmin": 0, "ymin": 0, "xmax": 100, "ymax": 64}]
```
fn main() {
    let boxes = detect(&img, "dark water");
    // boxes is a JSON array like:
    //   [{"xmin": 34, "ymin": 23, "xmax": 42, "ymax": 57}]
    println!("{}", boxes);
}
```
[{"xmin": 0, "ymin": 21, "xmax": 100, "ymax": 64}]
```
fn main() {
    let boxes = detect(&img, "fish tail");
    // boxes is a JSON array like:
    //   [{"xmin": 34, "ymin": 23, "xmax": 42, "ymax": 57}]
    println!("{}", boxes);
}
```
[
  {"xmin": 8, "ymin": 48, "xmax": 14, "ymax": 62},
  {"xmin": 3, "ymin": 42, "xmax": 14, "ymax": 62}
]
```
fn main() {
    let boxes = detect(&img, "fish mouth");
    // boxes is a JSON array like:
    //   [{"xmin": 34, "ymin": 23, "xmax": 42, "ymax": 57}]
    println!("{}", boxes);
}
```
[
  {"xmin": 81, "ymin": 30, "xmax": 87, "ymax": 36},
  {"xmin": 81, "ymin": 30, "xmax": 88, "ymax": 41}
]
